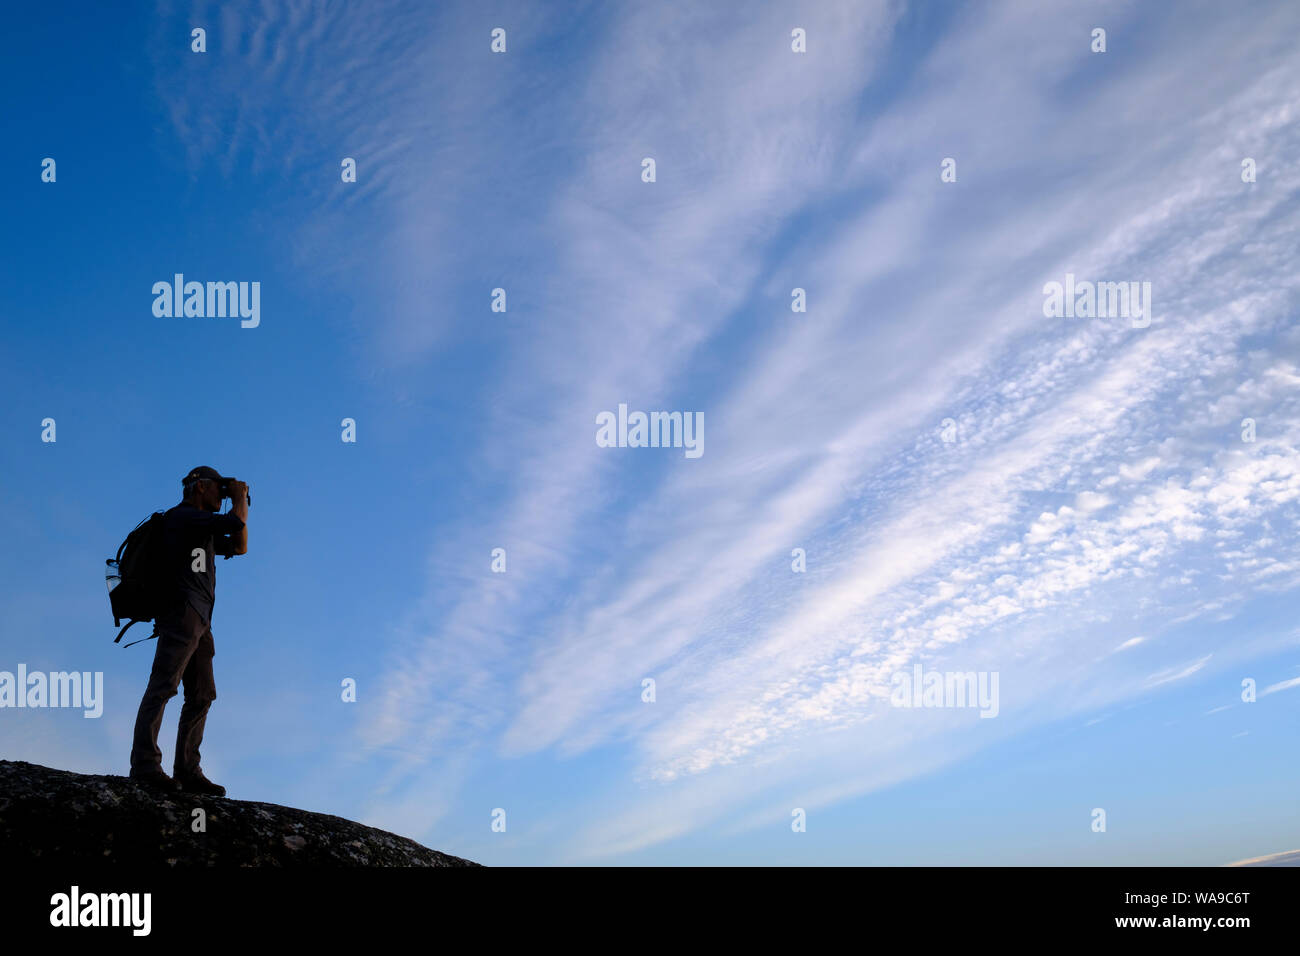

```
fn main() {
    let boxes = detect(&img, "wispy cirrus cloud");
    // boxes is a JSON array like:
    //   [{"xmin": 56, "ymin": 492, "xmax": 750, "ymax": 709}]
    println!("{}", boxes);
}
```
[
  {"xmin": 1261, "ymin": 676, "xmax": 1300, "ymax": 696},
  {"xmin": 377, "ymin": 0, "xmax": 1300, "ymax": 852},
  {"xmin": 154, "ymin": 0, "xmax": 1300, "ymax": 860}
]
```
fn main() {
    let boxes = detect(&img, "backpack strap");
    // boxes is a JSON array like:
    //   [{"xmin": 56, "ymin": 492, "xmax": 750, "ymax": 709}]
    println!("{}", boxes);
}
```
[
  {"xmin": 116, "ymin": 513, "xmax": 153, "ymax": 563},
  {"xmin": 123, "ymin": 631, "xmax": 159, "ymax": 648},
  {"xmin": 114, "ymin": 619, "xmax": 158, "ymax": 647}
]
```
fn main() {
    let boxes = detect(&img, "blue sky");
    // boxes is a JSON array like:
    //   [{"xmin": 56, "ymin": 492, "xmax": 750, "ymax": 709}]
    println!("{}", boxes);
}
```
[{"xmin": 2, "ymin": 0, "xmax": 1299, "ymax": 865}]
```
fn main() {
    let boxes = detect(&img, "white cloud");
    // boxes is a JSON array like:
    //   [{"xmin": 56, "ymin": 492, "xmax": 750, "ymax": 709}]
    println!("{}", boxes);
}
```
[
  {"xmin": 1261, "ymin": 676, "xmax": 1300, "ymax": 696},
  {"xmin": 156, "ymin": 0, "xmax": 1300, "ymax": 857},
  {"xmin": 1144, "ymin": 656, "xmax": 1213, "ymax": 689}
]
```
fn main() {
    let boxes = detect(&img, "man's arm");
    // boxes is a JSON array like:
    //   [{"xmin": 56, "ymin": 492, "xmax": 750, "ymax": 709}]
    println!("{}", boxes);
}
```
[{"xmin": 227, "ymin": 480, "xmax": 249, "ymax": 555}]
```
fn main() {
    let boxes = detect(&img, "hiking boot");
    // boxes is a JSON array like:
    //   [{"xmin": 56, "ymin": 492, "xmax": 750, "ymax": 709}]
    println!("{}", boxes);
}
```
[
  {"xmin": 129, "ymin": 767, "xmax": 180, "ymax": 793},
  {"xmin": 175, "ymin": 769, "xmax": 226, "ymax": 797}
]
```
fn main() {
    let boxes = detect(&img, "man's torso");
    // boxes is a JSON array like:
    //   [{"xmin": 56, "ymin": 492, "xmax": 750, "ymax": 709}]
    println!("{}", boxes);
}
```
[{"xmin": 157, "ymin": 503, "xmax": 242, "ymax": 625}]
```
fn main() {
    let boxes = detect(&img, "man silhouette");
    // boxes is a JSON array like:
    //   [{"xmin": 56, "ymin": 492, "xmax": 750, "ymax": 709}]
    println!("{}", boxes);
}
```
[{"xmin": 128, "ymin": 466, "xmax": 248, "ymax": 796}]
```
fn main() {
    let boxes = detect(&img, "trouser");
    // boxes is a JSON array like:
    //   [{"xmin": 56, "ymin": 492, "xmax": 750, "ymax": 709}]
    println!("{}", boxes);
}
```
[{"xmin": 129, "ymin": 602, "xmax": 217, "ymax": 777}]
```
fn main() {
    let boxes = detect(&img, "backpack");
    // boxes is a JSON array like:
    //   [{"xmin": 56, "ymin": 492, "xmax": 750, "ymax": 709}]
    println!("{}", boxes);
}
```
[{"xmin": 107, "ymin": 512, "xmax": 167, "ymax": 647}]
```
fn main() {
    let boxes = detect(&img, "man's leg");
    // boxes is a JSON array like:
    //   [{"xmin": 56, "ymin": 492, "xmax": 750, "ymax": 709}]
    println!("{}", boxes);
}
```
[
  {"xmin": 129, "ymin": 607, "xmax": 203, "ymax": 773},
  {"xmin": 174, "ymin": 625, "xmax": 216, "ymax": 779}
]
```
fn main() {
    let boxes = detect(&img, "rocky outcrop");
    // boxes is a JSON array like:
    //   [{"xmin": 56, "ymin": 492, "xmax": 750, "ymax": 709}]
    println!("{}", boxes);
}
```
[{"xmin": 0, "ymin": 760, "xmax": 479, "ymax": 866}]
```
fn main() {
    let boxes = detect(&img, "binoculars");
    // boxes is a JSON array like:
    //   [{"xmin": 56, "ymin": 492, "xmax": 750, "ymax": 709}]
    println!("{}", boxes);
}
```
[{"xmin": 218, "ymin": 478, "xmax": 251, "ymax": 506}]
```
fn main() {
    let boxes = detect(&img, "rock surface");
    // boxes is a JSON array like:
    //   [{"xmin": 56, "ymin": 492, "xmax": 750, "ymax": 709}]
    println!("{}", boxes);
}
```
[{"xmin": 0, "ymin": 760, "xmax": 479, "ymax": 866}]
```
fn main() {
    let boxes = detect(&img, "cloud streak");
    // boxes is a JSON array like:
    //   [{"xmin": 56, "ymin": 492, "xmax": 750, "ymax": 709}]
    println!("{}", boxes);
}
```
[{"xmin": 154, "ymin": 0, "xmax": 1300, "ymax": 860}]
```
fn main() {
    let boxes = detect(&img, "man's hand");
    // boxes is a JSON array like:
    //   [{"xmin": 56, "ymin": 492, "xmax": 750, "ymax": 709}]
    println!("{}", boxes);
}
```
[{"xmin": 227, "ymin": 481, "xmax": 249, "ymax": 554}]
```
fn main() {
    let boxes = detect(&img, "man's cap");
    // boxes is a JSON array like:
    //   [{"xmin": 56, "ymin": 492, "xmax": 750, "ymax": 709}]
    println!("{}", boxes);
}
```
[{"xmin": 182, "ymin": 465, "xmax": 227, "ymax": 486}]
